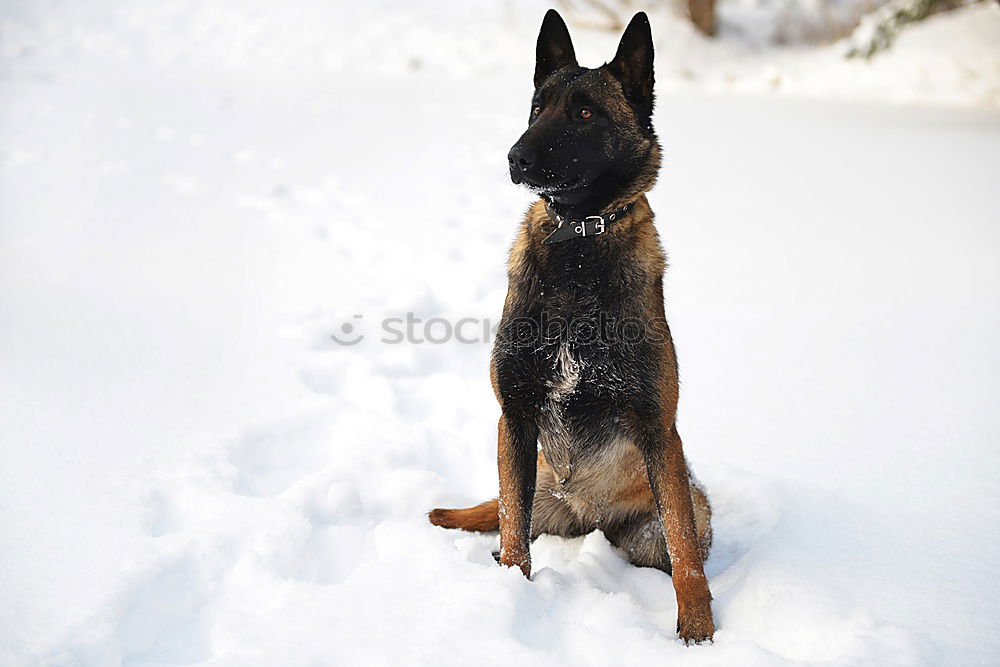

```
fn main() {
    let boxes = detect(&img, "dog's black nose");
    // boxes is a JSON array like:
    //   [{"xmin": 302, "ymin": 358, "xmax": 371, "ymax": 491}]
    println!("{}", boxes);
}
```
[{"xmin": 507, "ymin": 145, "xmax": 535, "ymax": 170}]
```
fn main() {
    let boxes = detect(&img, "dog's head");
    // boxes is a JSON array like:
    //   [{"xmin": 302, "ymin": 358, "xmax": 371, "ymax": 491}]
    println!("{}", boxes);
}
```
[{"xmin": 508, "ymin": 10, "xmax": 660, "ymax": 208}]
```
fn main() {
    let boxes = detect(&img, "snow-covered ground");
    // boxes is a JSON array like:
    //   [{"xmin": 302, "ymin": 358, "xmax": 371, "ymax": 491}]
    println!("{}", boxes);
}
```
[{"xmin": 2, "ymin": 1, "xmax": 999, "ymax": 665}]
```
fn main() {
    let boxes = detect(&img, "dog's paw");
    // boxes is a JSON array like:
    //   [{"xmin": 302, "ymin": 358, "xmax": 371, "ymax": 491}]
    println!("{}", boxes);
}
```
[
  {"xmin": 677, "ymin": 597, "xmax": 715, "ymax": 644},
  {"xmin": 497, "ymin": 548, "xmax": 531, "ymax": 578}
]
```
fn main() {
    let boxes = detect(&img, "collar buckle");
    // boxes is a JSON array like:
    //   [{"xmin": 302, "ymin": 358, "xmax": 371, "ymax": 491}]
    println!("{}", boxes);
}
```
[
  {"xmin": 586, "ymin": 215, "xmax": 605, "ymax": 235},
  {"xmin": 542, "ymin": 200, "xmax": 635, "ymax": 245}
]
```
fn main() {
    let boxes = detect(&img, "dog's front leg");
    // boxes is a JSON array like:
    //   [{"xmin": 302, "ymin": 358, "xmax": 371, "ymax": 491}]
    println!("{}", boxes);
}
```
[
  {"xmin": 638, "ymin": 421, "xmax": 715, "ymax": 643},
  {"xmin": 496, "ymin": 414, "xmax": 538, "ymax": 578}
]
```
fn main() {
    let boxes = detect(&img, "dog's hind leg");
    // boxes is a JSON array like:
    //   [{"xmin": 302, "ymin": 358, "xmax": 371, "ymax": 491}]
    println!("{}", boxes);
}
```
[
  {"xmin": 601, "ymin": 460, "xmax": 712, "ymax": 574},
  {"xmin": 530, "ymin": 452, "xmax": 589, "ymax": 539},
  {"xmin": 604, "ymin": 512, "xmax": 671, "ymax": 572},
  {"xmin": 604, "ymin": 473, "xmax": 713, "ymax": 573},
  {"xmin": 689, "ymin": 474, "xmax": 713, "ymax": 561}
]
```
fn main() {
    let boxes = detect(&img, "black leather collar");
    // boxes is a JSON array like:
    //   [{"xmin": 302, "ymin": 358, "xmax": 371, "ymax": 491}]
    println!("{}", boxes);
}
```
[{"xmin": 542, "ymin": 202, "xmax": 634, "ymax": 245}]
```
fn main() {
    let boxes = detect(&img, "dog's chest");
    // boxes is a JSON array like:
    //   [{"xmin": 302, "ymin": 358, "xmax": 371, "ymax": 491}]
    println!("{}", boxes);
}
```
[
  {"xmin": 494, "ymin": 237, "xmax": 656, "ymax": 492},
  {"xmin": 535, "ymin": 336, "xmax": 635, "ymax": 488},
  {"xmin": 536, "ymin": 341, "xmax": 586, "ymax": 483},
  {"xmin": 534, "ymin": 340, "xmax": 654, "ymax": 518}
]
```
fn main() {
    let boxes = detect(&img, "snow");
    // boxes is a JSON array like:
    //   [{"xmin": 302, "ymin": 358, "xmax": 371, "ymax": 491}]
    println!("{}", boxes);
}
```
[{"xmin": 1, "ymin": 0, "xmax": 999, "ymax": 665}]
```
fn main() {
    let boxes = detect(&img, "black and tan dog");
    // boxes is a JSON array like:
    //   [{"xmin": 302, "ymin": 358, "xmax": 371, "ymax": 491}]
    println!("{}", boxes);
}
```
[{"xmin": 429, "ymin": 10, "xmax": 715, "ymax": 643}]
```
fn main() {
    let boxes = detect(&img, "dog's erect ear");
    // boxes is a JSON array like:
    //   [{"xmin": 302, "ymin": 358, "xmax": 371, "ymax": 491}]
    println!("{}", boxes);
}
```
[
  {"xmin": 534, "ymin": 9, "xmax": 577, "ymax": 89},
  {"xmin": 607, "ymin": 12, "xmax": 654, "ymax": 106}
]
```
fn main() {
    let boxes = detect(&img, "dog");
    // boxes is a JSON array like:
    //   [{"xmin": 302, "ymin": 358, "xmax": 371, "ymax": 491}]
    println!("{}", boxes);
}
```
[{"xmin": 429, "ymin": 10, "xmax": 715, "ymax": 643}]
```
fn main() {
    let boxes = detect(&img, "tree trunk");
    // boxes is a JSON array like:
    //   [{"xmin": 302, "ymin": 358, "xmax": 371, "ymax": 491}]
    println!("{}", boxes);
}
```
[{"xmin": 689, "ymin": 0, "xmax": 717, "ymax": 36}]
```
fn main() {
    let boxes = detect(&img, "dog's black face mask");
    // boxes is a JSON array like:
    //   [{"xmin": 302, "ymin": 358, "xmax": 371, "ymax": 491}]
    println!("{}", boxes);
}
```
[{"xmin": 508, "ymin": 11, "xmax": 657, "ymax": 210}]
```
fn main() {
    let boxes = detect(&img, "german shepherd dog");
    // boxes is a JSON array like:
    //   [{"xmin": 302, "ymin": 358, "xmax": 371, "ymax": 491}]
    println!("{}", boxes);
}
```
[{"xmin": 429, "ymin": 10, "xmax": 715, "ymax": 642}]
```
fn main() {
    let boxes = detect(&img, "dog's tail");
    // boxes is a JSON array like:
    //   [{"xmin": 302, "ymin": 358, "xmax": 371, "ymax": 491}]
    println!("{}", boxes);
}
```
[{"xmin": 428, "ymin": 498, "xmax": 500, "ymax": 532}]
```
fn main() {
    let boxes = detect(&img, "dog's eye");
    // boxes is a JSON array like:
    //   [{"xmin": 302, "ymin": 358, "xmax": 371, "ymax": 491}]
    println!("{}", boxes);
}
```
[
  {"xmin": 531, "ymin": 106, "xmax": 541, "ymax": 117},
  {"xmin": 578, "ymin": 108, "xmax": 593, "ymax": 120}
]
